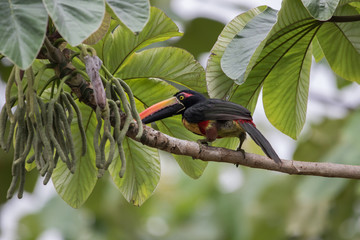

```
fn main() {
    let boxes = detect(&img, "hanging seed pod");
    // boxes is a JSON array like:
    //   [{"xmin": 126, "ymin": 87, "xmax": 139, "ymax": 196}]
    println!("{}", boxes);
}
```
[
  {"xmin": 13, "ymin": 116, "xmax": 34, "ymax": 167},
  {"xmin": 25, "ymin": 67, "xmax": 35, "ymax": 121},
  {"xmin": 60, "ymin": 93, "xmax": 73, "ymax": 124},
  {"xmin": 54, "ymin": 102, "xmax": 76, "ymax": 172},
  {"xmin": 7, "ymin": 107, "xmax": 26, "ymax": 199},
  {"xmin": 117, "ymin": 143, "xmax": 126, "ymax": 178},
  {"xmin": 112, "ymin": 79, "xmax": 132, "ymax": 143},
  {"xmin": 5, "ymin": 67, "xmax": 15, "ymax": 122},
  {"xmin": 102, "ymin": 109, "xmax": 116, "ymax": 170},
  {"xmin": 108, "ymin": 99, "xmax": 126, "ymax": 177},
  {"xmin": 47, "ymin": 100, "xmax": 72, "ymax": 171},
  {"xmin": 34, "ymin": 96, "xmax": 53, "ymax": 177},
  {"xmin": 0, "ymin": 103, "xmax": 9, "ymax": 149},
  {"xmin": 17, "ymin": 161, "xmax": 26, "ymax": 199},
  {"xmin": 64, "ymin": 92, "xmax": 87, "ymax": 156},
  {"xmin": 53, "ymin": 109, "xmax": 69, "ymax": 156},
  {"xmin": 118, "ymin": 79, "xmax": 143, "ymax": 139}
]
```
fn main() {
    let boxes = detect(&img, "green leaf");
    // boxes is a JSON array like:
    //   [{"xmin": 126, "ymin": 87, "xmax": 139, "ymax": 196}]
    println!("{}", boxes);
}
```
[
  {"xmin": 109, "ymin": 137, "xmax": 160, "ymax": 206},
  {"xmin": 127, "ymin": 78, "xmax": 208, "ymax": 179},
  {"xmin": 301, "ymin": 0, "xmax": 340, "ymax": 20},
  {"xmin": 221, "ymin": 6, "xmax": 278, "ymax": 84},
  {"xmin": 43, "ymin": 0, "xmax": 105, "ymax": 46},
  {"xmin": 116, "ymin": 47, "xmax": 206, "ymax": 93},
  {"xmin": 83, "ymin": 11, "xmax": 111, "ymax": 45},
  {"xmin": 52, "ymin": 102, "xmax": 97, "ymax": 208},
  {"xmin": 104, "ymin": 7, "xmax": 183, "ymax": 74},
  {"xmin": 260, "ymin": 1, "xmax": 319, "ymax": 139},
  {"xmin": 107, "ymin": 0, "xmax": 150, "ymax": 33},
  {"xmin": 311, "ymin": 36, "xmax": 325, "ymax": 62},
  {"xmin": 206, "ymin": 7, "xmax": 266, "ymax": 100},
  {"xmin": 316, "ymin": 4, "xmax": 360, "ymax": 83},
  {"xmin": 229, "ymin": 0, "xmax": 319, "ymax": 138},
  {"xmin": 0, "ymin": 0, "xmax": 47, "ymax": 69},
  {"xmin": 127, "ymin": 78, "xmax": 179, "ymax": 106}
]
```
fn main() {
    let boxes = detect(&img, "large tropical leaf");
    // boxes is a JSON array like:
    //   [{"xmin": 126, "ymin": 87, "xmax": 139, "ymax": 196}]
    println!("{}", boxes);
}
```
[
  {"xmin": 43, "ymin": 0, "xmax": 105, "ymax": 46},
  {"xmin": 107, "ymin": 0, "xmax": 150, "ymax": 33},
  {"xmin": 52, "ymin": 101, "xmax": 98, "ymax": 208},
  {"xmin": 221, "ymin": 0, "xmax": 320, "ymax": 138},
  {"xmin": 104, "ymin": 7, "xmax": 183, "ymax": 75},
  {"xmin": 259, "ymin": 0, "xmax": 319, "ymax": 139},
  {"xmin": 316, "ymin": 4, "xmax": 360, "ymax": 82},
  {"xmin": 221, "ymin": 6, "xmax": 278, "ymax": 84},
  {"xmin": 0, "ymin": 0, "xmax": 47, "ymax": 69},
  {"xmin": 206, "ymin": 7, "xmax": 266, "ymax": 100},
  {"xmin": 109, "ymin": 137, "xmax": 160, "ymax": 206},
  {"xmin": 117, "ymin": 47, "xmax": 206, "ymax": 93}
]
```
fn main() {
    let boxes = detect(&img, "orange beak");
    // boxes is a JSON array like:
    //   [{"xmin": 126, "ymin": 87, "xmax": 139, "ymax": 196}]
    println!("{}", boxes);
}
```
[{"xmin": 140, "ymin": 97, "xmax": 185, "ymax": 124}]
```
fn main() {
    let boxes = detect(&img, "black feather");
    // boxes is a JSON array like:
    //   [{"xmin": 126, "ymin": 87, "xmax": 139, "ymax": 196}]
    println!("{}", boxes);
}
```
[
  {"xmin": 239, "ymin": 122, "xmax": 281, "ymax": 163},
  {"xmin": 184, "ymin": 99, "xmax": 252, "ymax": 123}
]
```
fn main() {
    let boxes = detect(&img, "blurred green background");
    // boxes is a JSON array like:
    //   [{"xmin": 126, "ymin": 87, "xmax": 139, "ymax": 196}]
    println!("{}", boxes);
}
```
[{"xmin": 1, "ymin": 0, "xmax": 360, "ymax": 239}]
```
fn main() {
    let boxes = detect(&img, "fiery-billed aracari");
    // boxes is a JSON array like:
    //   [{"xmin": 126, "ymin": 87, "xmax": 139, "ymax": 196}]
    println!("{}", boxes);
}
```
[{"xmin": 140, "ymin": 90, "xmax": 281, "ymax": 163}]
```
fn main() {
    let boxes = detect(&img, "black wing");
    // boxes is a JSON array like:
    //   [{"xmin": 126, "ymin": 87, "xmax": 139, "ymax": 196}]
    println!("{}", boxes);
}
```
[{"xmin": 184, "ymin": 99, "xmax": 252, "ymax": 123}]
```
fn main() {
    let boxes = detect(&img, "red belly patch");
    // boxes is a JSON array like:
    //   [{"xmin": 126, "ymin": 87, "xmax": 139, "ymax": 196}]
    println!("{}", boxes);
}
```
[{"xmin": 198, "ymin": 120, "xmax": 210, "ymax": 135}]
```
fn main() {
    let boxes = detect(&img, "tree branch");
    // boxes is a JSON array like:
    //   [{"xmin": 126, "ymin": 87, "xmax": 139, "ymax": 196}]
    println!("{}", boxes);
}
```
[{"xmin": 125, "ymin": 123, "xmax": 360, "ymax": 179}]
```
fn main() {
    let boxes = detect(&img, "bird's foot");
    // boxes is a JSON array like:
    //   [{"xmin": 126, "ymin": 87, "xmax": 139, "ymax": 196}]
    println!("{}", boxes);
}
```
[
  {"xmin": 195, "ymin": 139, "xmax": 210, "ymax": 158},
  {"xmin": 236, "ymin": 147, "xmax": 246, "ymax": 159},
  {"xmin": 235, "ymin": 148, "xmax": 246, "ymax": 167}
]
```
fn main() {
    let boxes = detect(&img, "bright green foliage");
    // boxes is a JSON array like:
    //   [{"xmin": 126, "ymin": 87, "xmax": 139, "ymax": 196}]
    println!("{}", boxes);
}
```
[
  {"xmin": 311, "ymin": 36, "xmax": 325, "ymax": 62},
  {"xmin": 317, "ymin": 4, "xmax": 360, "ymax": 82},
  {"xmin": 109, "ymin": 137, "xmax": 160, "ymax": 206},
  {"xmin": 0, "ymin": 0, "xmax": 47, "ymax": 69},
  {"xmin": 157, "ymin": 116, "xmax": 208, "ymax": 179},
  {"xmin": 116, "ymin": 47, "xmax": 206, "ymax": 93},
  {"xmin": 101, "ymin": 7, "xmax": 183, "ymax": 74},
  {"xmin": 107, "ymin": 0, "xmax": 150, "ymax": 33}
]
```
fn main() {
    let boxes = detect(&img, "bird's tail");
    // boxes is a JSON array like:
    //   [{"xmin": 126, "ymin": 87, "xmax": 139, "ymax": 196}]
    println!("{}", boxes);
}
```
[{"xmin": 239, "ymin": 121, "xmax": 281, "ymax": 163}]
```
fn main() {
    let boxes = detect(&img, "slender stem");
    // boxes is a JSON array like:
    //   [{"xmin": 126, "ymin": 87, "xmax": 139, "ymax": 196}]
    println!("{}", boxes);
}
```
[{"xmin": 326, "ymin": 15, "xmax": 360, "ymax": 23}]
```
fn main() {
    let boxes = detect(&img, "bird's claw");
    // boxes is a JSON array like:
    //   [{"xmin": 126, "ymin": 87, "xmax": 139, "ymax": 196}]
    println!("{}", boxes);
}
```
[{"xmin": 236, "ymin": 147, "xmax": 246, "ymax": 159}]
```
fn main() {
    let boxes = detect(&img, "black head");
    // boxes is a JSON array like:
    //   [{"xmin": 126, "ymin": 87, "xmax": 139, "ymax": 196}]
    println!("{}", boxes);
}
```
[
  {"xmin": 174, "ymin": 90, "xmax": 207, "ymax": 109},
  {"xmin": 139, "ymin": 90, "xmax": 207, "ymax": 124}
]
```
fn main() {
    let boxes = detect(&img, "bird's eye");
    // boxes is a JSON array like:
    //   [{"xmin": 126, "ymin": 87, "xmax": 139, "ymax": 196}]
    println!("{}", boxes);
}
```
[{"xmin": 179, "ymin": 95, "xmax": 185, "ymax": 101}]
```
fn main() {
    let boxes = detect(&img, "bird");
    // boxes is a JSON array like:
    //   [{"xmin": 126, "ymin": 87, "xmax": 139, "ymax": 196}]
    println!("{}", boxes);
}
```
[{"xmin": 139, "ymin": 89, "xmax": 281, "ymax": 163}]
